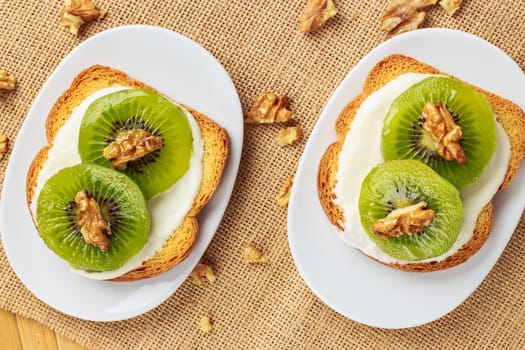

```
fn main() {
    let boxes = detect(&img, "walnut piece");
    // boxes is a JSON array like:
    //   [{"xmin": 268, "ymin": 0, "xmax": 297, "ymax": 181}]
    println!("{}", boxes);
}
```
[
  {"xmin": 200, "ymin": 316, "xmax": 213, "ymax": 333},
  {"xmin": 299, "ymin": 0, "xmax": 337, "ymax": 33},
  {"xmin": 190, "ymin": 263, "xmax": 216, "ymax": 285},
  {"xmin": 0, "ymin": 134, "xmax": 8, "ymax": 161},
  {"xmin": 439, "ymin": 0, "xmax": 463, "ymax": 15},
  {"xmin": 245, "ymin": 92, "xmax": 292, "ymax": 123},
  {"xmin": 422, "ymin": 101, "xmax": 466, "ymax": 164},
  {"xmin": 75, "ymin": 190, "xmax": 111, "ymax": 251},
  {"xmin": 371, "ymin": 202, "xmax": 436, "ymax": 238},
  {"xmin": 60, "ymin": 0, "xmax": 106, "ymax": 35},
  {"xmin": 276, "ymin": 126, "xmax": 303, "ymax": 146},
  {"xmin": 103, "ymin": 129, "xmax": 163, "ymax": 170},
  {"xmin": 0, "ymin": 69, "xmax": 16, "ymax": 90},
  {"xmin": 276, "ymin": 177, "xmax": 294, "ymax": 208},
  {"xmin": 243, "ymin": 244, "xmax": 268, "ymax": 263},
  {"xmin": 380, "ymin": 0, "xmax": 437, "ymax": 36}
]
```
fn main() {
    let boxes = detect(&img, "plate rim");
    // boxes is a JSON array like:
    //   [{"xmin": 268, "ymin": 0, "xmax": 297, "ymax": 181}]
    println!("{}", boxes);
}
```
[
  {"xmin": 287, "ymin": 27, "xmax": 525, "ymax": 329},
  {"xmin": 0, "ymin": 24, "xmax": 244, "ymax": 321}
]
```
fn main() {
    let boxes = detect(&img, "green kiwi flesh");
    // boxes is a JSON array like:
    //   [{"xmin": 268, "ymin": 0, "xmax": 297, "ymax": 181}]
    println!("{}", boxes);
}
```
[
  {"xmin": 359, "ymin": 160, "xmax": 463, "ymax": 261},
  {"xmin": 382, "ymin": 76, "xmax": 496, "ymax": 189},
  {"xmin": 36, "ymin": 163, "xmax": 150, "ymax": 272},
  {"xmin": 78, "ymin": 89, "xmax": 193, "ymax": 199}
]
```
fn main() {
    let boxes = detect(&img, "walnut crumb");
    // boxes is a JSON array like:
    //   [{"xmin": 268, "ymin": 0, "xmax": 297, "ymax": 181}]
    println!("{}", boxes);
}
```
[
  {"xmin": 277, "ymin": 127, "xmax": 303, "ymax": 146},
  {"xmin": 60, "ymin": 0, "xmax": 106, "ymax": 35},
  {"xmin": 439, "ymin": 0, "xmax": 463, "ymax": 15},
  {"xmin": 299, "ymin": 0, "xmax": 338, "ymax": 33},
  {"xmin": 243, "ymin": 245, "xmax": 268, "ymax": 264},
  {"xmin": 276, "ymin": 177, "xmax": 294, "ymax": 208},
  {"xmin": 371, "ymin": 202, "xmax": 436, "ymax": 237},
  {"xmin": 190, "ymin": 263, "xmax": 216, "ymax": 285},
  {"xmin": 380, "ymin": 0, "xmax": 438, "ymax": 36},
  {"xmin": 0, "ymin": 70, "xmax": 16, "ymax": 90},
  {"xmin": 245, "ymin": 92, "xmax": 292, "ymax": 123},
  {"xmin": 200, "ymin": 316, "xmax": 213, "ymax": 333},
  {"xmin": 0, "ymin": 134, "xmax": 8, "ymax": 160}
]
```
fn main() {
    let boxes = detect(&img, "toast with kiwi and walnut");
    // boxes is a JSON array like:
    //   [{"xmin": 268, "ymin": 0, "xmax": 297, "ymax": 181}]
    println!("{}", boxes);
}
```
[
  {"xmin": 26, "ymin": 65, "xmax": 229, "ymax": 281},
  {"xmin": 318, "ymin": 54, "xmax": 525, "ymax": 272}
]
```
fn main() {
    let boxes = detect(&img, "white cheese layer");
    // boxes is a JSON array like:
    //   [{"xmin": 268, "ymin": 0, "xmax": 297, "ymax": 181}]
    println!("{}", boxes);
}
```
[
  {"xmin": 333, "ymin": 73, "xmax": 511, "ymax": 265},
  {"xmin": 30, "ymin": 86, "xmax": 204, "ymax": 279}
]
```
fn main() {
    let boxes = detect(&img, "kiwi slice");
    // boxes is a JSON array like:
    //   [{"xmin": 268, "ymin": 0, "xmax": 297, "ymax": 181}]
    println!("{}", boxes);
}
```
[
  {"xmin": 78, "ymin": 89, "xmax": 193, "ymax": 199},
  {"xmin": 36, "ymin": 163, "xmax": 150, "ymax": 272},
  {"xmin": 359, "ymin": 160, "xmax": 463, "ymax": 261},
  {"xmin": 382, "ymin": 76, "xmax": 496, "ymax": 189}
]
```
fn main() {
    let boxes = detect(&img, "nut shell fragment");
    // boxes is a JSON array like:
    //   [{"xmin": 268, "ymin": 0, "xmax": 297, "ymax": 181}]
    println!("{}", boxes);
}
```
[{"xmin": 299, "ymin": 0, "xmax": 338, "ymax": 33}]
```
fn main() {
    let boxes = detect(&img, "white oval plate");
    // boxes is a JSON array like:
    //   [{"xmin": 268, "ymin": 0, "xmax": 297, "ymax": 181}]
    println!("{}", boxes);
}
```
[
  {"xmin": 0, "ymin": 25, "xmax": 243, "ymax": 321},
  {"xmin": 288, "ymin": 28, "xmax": 525, "ymax": 329}
]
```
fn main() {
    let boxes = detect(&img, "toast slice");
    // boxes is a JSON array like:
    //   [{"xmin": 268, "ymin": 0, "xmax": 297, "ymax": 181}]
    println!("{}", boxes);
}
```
[
  {"xmin": 318, "ymin": 54, "xmax": 525, "ymax": 272},
  {"xmin": 26, "ymin": 65, "xmax": 229, "ymax": 281}
]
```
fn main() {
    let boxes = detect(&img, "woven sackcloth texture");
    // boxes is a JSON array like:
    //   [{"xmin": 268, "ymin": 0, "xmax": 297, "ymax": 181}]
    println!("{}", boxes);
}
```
[{"xmin": 1, "ymin": 0, "xmax": 524, "ymax": 349}]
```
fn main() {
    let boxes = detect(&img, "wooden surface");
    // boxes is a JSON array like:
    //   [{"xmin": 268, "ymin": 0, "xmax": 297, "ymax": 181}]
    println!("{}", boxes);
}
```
[{"xmin": 0, "ymin": 309, "xmax": 84, "ymax": 350}]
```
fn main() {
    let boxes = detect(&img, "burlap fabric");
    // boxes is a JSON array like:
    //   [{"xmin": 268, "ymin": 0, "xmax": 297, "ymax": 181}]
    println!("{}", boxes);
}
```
[{"xmin": 1, "ymin": 1, "xmax": 524, "ymax": 349}]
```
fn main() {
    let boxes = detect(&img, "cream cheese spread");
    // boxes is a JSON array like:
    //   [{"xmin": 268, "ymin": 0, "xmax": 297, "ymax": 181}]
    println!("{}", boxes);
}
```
[
  {"xmin": 333, "ymin": 73, "xmax": 511, "ymax": 265},
  {"xmin": 30, "ymin": 86, "xmax": 204, "ymax": 279}
]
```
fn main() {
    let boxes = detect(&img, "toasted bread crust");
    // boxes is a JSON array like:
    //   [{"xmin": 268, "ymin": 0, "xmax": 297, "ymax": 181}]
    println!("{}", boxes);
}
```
[
  {"xmin": 318, "ymin": 54, "xmax": 525, "ymax": 272},
  {"xmin": 26, "ymin": 65, "xmax": 229, "ymax": 281}
]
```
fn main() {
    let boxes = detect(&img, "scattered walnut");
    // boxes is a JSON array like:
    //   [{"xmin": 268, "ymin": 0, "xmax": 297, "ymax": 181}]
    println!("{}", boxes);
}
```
[
  {"xmin": 75, "ymin": 190, "xmax": 111, "ymax": 251},
  {"xmin": 190, "ymin": 263, "xmax": 216, "ymax": 285},
  {"xmin": 422, "ymin": 101, "xmax": 466, "ymax": 164},
  {"xmin": 245, "ymin": 92, "xmax": 292, "ymax": 124},
  {"xmin": 351, "ymin": 11, "xmax": 362, "ymax": 19},
  {"xmin": 200, "ymin": 316, "xmax": 213, "ymax": 333},
  {"xmin": 371, "ymin": 202, "xmax": 435, "ymax": 238},
  {"xmin": 276, "ymin": 126, "xmax": 303, "ymax": 146},
  {"xmin": 103, "ymin": 129, "xmax": 163, "ymax": 170},
  {"xmin": 60, "ymin": 0, "xmax": 106, "ymax": 35},
  {"xmin": 0, "ymin": 69, "xmax": 16, "ymax": 90},
  {"xmin": 380, "ymin": 0, "xmax": 437, "ymax": 36},
  {"xmin": 439, "ymin": 0, "xmax": 463, "ymax": 15},
  {"xmin": 0, "ymin": 134, "xmax": 8, "ymax": 161},
  {"xmin": 276, "ymin": 177, "xmax": 294, "ymax": 208},
  {"xmin": 299, "ymin": 0, "xmax": 338, "ymax": 33},
  {"xmin": 243, "ymin": 244, "xmax": 268, "ymax": 264}
]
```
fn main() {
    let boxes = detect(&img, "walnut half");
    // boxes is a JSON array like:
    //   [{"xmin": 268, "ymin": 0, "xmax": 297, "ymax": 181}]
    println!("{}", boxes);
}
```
[
  {"xmin": 103, "ymin": 129, "xmax": 163, "ymax": 170},
  {"xmin": 75, "ymin": 190, "xmax": 111, "ymax": 251},
  {"xmin": 421, "ymin": 101, "xmax": 466, "ymax": 164},
  {"xmin": 380, "ymin": 0, "xmax": 438, "ymax": 36},
  {"xmin": 245, "ymin": 92, "xmax": 292, "ymax": 123},
  {"xmin": 371, "ymin": 202, "xmax": 435, "ymax": 238},
  {"xmin": 299, "ymin": 0, "xmax": 338, "ymax": 33},
  {"xmin": 60, "ymin": 0, "xmax": 106, "ymax": 35}
]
